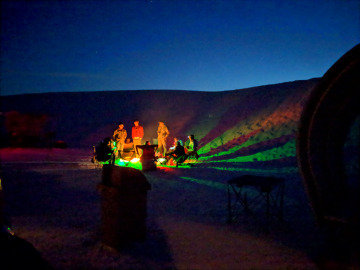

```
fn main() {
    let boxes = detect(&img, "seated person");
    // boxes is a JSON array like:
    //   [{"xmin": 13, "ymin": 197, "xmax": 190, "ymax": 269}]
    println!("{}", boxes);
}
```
[
  {"xmin": 165, "ymin": 141, "xmax": 187, "ymax": 166},
  {"xmin": 136, "ymin": 141, "xmax": 158, "ymax": 162},
  {"xmin": 122, "ymin": 138, "xmax": 136, "ymax": 160},
  {"xmin": 123, "ymin": 138, "xmax": 134, "ymax": 151},
  {"xmin": 185, "ymin": 134, "xmax": 199, "ymax": 159},
  {"xmin": 92, "ymin": 137, "xmax": 116, "ymax": 164},
  {"xmin": 169, "ymin": 137, "xmax": 183, "ymax": 151}
]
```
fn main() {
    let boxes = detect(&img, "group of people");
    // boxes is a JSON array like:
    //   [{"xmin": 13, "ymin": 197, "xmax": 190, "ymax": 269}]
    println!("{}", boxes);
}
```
[
  {"xmin": 112, "ymin": 120, "xmax": 167, "ymax": 159},
  {"xmin": 164, "ymin": 135, "xmax": 199, "ymax": 166},
  {"xmin": 112, "ymin": 120, "xmax": 145, "ymax": 159},
  {"xmin": 106, "ymin": 119, "xmax": 199, "ymax": 166}
]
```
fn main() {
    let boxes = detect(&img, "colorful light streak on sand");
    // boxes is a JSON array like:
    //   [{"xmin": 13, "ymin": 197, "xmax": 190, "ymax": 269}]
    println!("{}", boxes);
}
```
[
  {"xmin": 206, "ymin": 166, "xmax": 299, "ymax": 174},
  {"xmin": 199, "ymin": 106, "xmax": 300, "ymax": 157},
  {"xmin": 179, "ymin": 177, "xmax": 227, "ymax": 190},
  {"xmin": 184, "ymin": 95, "xmax": 305, "ymax": 175},
  {"xmin": 104, "ymin": 158, "xmax": 143, "ymax": 170},
  {"xmin": 205, "ymin": 140, "xmax": 296, "ymax": 163}
]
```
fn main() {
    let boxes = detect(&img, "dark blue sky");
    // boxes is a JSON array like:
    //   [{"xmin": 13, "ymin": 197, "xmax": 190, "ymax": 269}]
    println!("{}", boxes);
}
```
[{"xmin": 1, "ymin": 0, "xmax": 359, "ymax": 95}]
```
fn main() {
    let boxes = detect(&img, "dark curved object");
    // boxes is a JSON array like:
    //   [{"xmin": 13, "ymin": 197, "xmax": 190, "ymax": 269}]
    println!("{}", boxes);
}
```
[
  {"xmin": 94, "ymin": 137, "xmax": 114, "ymax": 162},
  {"xmin": 98, "ymin": 165, "xmax": 151, "ymax": 249},
  {"xmin": 0, "ymin": 233, "xmax": 53, "ymax": 269},
  {"xmin": 297, "ymin": 44, "xmax": 360, "ymax": 226}
]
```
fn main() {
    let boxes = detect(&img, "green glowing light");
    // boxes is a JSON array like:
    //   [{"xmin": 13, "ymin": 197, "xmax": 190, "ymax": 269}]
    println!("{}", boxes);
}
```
[
  {"xmin": 157, "ymin": 164, "xmax": 193, "ymax": 169},
  {"xmin": 179, "ymin": 176, "xmax": 227, "ymax": 190},
  {"xmin": 206, "ymin": 140, "xmax": 296, "ymax": 163},
  {"xmin": 199, "ymin": 126, "xmax": 294, "ymax": 158},
  {"xmin": 207, "ymin": 166, "xmax": 298, "ymax": 174},
  {"xmin": 98, "ymin": 158, "xmax": 143, "ymax": 170},
  {"xmin": 222, "ymin": 134, "xmax": 290, "ymax": 160},
  {"xmin": 197, "ymin": 111, "xmax": 271, "ymax": 155}
]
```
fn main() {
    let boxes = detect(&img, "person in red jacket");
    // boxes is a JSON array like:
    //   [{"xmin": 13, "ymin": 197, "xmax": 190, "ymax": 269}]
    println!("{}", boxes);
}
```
[{"xmin": 132, "ymin": 120, "xmax": 144, "ymax": 158}]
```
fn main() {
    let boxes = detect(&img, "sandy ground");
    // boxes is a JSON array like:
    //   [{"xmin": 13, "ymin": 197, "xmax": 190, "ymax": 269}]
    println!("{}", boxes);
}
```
[{"xmin": 1, "ymin": 148, "xmax": 322, "ymax": 269}]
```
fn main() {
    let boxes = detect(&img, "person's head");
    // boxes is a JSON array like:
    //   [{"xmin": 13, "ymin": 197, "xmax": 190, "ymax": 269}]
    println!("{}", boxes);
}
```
[
  {"xmin": 118, "ymin": 122, "xmax": 124, "ymax": 129},
  {"xmin": 176, "ymin": 141, "xmax": 182, "ymax": 146},
  {"xmin": 174, "ymin": 137, "xmax": 178, "ymax": 142},
  {"xmin": 134, "ymin": 120, "xmax": 139, "ymax": 126},
  {"xmin": 188, "ymin": 134, "xmax": 194, "ymax": 141},
  {"xmin": 104, "ymin": 137, "xmax": 111, "ymax": 145},
  {"xmin": 125, "ymin": 138, "xmax": 131, "ymax": 143},
  {"xmin": 158, "ymin": 121, "xmax": 164, "ymax": 126}
]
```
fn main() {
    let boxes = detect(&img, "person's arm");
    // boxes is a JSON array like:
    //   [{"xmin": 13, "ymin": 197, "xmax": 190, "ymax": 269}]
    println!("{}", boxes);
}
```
[
  {"xmin": 151, "ymin": 145, "xmax": 158, "ymax": 151},
  {"xmin": 140, "ymin": 126, "xmax": 144, "ymax": 138}
]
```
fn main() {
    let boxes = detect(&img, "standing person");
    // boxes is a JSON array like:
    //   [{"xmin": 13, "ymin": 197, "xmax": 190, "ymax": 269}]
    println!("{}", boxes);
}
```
[
  {"xmin": 157, "ymin": 121, "xmax": 170, "ymax": 156},
  {"xmin": 132, "ymin": 120, "xmax": 144, "ymax": 158},
  {"xmin": 113, "ymin": 122, "xmax": 127, "ymax": 159}
]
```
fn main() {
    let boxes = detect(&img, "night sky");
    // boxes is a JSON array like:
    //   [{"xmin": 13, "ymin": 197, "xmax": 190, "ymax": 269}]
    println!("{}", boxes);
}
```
[{"xmin": 1, "ymin": 0, "xmax": 359, "ymax": 96}]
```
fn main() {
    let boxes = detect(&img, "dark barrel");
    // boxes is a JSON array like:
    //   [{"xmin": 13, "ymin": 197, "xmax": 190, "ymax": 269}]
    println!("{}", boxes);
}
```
[{"xmin": 97, "ymin": 164, "xmax": 151, "ymax": 249}]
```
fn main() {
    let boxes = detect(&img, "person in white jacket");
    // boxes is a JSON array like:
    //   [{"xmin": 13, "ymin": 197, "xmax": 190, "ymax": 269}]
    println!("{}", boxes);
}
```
[{"xmin": 156, "ymin": 121, "xmax": 170, "ymax": 156}]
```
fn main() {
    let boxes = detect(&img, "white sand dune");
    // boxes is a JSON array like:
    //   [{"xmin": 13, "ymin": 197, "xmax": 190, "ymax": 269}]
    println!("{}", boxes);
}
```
[{"xmin": 1, "ymin": 78, "xmax": 358, "ymax": 269}]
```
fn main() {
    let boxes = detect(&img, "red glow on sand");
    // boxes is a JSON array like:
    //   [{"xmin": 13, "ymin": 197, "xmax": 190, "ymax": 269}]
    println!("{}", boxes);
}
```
[{"xmin": 157, "ymin": 166, "xmax": 176, "ymax": 172}]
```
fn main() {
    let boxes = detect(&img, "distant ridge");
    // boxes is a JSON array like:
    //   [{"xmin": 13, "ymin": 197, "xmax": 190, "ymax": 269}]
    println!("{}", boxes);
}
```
[{"xmin": 0, "ymin": 78, "xmax": 321, "ymax": 97}]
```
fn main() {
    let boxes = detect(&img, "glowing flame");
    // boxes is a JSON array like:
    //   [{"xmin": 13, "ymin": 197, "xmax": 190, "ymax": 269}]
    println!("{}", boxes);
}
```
[
  {"xmin": 157, "ymin": 158, "xmax": 166, "ymax": 163},
  {"xmin": 130, "ymin": 158, "xmax": 140, "ymax": 163},
  {"xmin": 7, "ymin": 227, "xmax": 15, "ymax": 236}
]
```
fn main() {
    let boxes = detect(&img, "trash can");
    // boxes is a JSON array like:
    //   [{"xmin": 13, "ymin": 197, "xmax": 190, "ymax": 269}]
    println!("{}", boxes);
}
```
[{"xmin": 97, "ymin": 164, "xmax": 151, "ymax": 249}]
